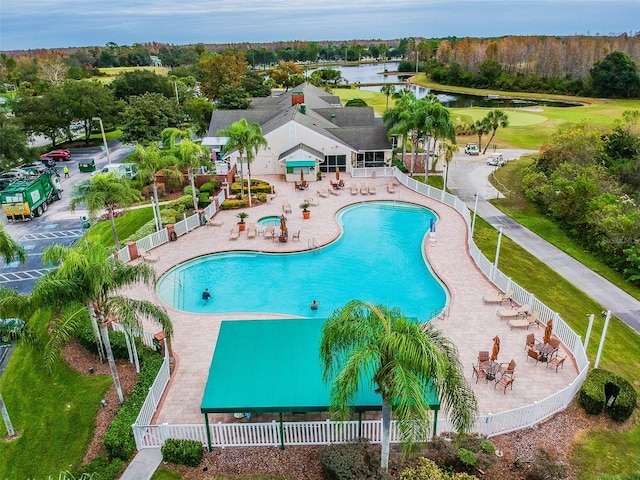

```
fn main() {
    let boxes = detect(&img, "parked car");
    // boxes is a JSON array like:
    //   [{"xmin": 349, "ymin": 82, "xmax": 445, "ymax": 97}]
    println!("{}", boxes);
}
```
[
  {"xmin": 0, "ymin": 172, "xmax": 22, "ymax": 190},
  {"xmin": 40, "ymin": 149, "xmax": 71, "ymax": 162},
  {"xmin": 464, "ymin": 143, "xmax": 480, "ymax": 155},
  {"xmin": 19, "ymin": 162, "xmax": 48, "ymax": 175},
  {"xmin": 486, "ymin": 153, "xmax": 505, "ymax": 167}
]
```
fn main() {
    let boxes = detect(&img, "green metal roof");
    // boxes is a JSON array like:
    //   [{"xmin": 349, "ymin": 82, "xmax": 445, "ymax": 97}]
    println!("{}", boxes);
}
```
[
  {"xmin": 285, "ymin": 160, "xmax": 316, "ymax": 167},
  {"xmin": 201, "ymin": 318, "xmax": 440, "ymax": 414}
]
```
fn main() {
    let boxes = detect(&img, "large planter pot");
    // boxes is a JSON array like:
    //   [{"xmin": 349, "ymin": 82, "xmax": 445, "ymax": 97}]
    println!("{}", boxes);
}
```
[
  {"xmin": 302, "ymin": 211, "xmax": 310, "ymax": 219},
  {"xmin": 238, "ymin": 222, "xmax": 246, "ymax": 231}
]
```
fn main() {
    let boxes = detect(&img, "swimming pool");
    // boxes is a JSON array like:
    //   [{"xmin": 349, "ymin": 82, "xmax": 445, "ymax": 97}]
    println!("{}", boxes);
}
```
[{"xmin": 157, "ymin": 202, "xmax": 447, "ymax": 319}]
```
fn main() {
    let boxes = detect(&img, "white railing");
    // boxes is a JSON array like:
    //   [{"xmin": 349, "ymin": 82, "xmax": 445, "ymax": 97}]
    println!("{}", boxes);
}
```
[{"xmin": 131, "ymin": 167, "xmax": 590, "ymax": 450}]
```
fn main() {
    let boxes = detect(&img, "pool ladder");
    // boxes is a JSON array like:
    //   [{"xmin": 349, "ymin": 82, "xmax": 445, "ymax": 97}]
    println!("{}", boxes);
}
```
[{"xmin": 308, "ymin": 237, "xmax": 318, "ymax": 250}]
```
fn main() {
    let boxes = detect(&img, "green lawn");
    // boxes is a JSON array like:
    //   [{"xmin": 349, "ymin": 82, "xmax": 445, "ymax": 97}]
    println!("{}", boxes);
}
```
[
  {"xmin": 84, "ymin": 207, "xmax": 154, "ymax": 248},
  {"xmin": 0, "ymin": 315, "xmax": 111, "ymax": 479}
]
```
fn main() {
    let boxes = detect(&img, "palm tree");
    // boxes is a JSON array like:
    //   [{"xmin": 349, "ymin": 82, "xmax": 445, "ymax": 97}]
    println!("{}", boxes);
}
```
[
  {"xmin": 383, "ymin": 90, "xmax": 417, "ymax": 174},
  {"xmin": 217, "ymin": 119, "xmax": 267, "ymax": 207},
  {"xmin": 34, "ymin": 239, "xmax": 173, "ymax": 404},
  {"xmin": 418, "ymin": 96, "xmax": 456, "ymax": 182},
  {"xmin": 380, "ymin": 84, "xmax": 396, "ymax": 111},
  {"xmin": 162, "ymin": 127, "xmax": 210, "ymax": 210},
  {"xmin": 470, "ymin": 119, "xmax": 491, "ymax": 152},
  {"xmin": 0, "ymin": 225, "xmax": 26, "ymax": 264},
  {"xmin": 438, "ymin": 141, "xmax": 459, "ymax": 190},
  {"xmin": 134, "ymin": 143, "xmax": 183, "ymax": 231},
  {"xmin": 70, "ymin": 173, "xmax": 142, "ymax": 250},
  {"xmin": 320, "ymin": 300, "xmax": 477, "ymax": 471},
  {"xmin": 482, "ymin": 110, "xmax": 510, "ymax": 154}
]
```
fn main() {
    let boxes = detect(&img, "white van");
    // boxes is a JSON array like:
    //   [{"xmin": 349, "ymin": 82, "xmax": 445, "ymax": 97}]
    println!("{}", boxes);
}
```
[{"xmin": 92, "ymin": 163, "xmax": 138, "ymax": 180}]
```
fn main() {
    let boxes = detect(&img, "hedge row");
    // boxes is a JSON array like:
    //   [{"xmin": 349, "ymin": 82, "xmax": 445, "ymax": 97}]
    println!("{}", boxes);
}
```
[
  {"xmin": 103, "ymin": 349, "xmax": 165, "ymax": 460},
  {"xmin": 161, "ymin": 438, "xmax": 203, "ymax": 467},
  {"xmin": 579, "ymin": 368, "xmax": 637, "ymax": 422}
]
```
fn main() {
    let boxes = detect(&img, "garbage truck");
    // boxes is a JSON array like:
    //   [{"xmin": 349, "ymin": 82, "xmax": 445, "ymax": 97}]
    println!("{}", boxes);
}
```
[{"xmin": 1, "ymin": 173, "xmax": 63, "ymax": 221}]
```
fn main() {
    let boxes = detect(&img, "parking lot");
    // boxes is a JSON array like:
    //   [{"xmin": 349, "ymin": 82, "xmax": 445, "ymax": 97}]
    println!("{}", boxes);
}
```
[{"xmin": 1, "ymin": 142, "xmax": 133, "ymax": 294}]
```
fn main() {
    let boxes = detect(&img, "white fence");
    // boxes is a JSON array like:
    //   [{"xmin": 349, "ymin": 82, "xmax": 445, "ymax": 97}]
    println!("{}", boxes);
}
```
[{"xmin": 130, "ymin": 168, "xmax": 589, "ymax": 449}]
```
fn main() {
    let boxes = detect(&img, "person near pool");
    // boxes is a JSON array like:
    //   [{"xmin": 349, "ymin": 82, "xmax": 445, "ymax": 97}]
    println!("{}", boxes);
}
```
[
  {"xmin": 310, "ymin": 299, "xmax": 319, "ymax": 311},
  {"xmin": 202, "ymin": 288, "xmax": 211, "ymax": 301}
]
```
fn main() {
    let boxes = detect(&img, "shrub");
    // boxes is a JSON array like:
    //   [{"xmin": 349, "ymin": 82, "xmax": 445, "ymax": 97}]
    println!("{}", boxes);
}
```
[
  {"xmin": 230, "ymin": 179, "xmax": 272, "ymax": 194},
  {"xmin": 199, "ymin": 181, "xmax": 219, "ymax": 194},
  {"xmin": 479, "ymin": 440, "xmax": 495, "ymax": 455},
  {"xmin": 457, "ymin": 448, "xmax": 477, "ymax": 469},
  {"xmin": 161, "ymin": 438, "xmax": 204, "ymax": 467},
  {"xmin": 183, "ymin": 185, "xmax": 198, "ymax": 197},
  {"xmin": 160, "ymin": 208, "xmax": 180, "ymax": 225},
  {"xmin": 74, "ymin": 456, "xmax": 123, "ymax": 480},
  {"xmin": 170, "ymin": 194, "xmax": 194, "ymax": 211},
  {"xmin": 125, "ymin": 221, "xmax": 158, "ymax": 242},
  {"xmin": 320, "ymin": 441, "xmax": 392, "ymax": 480},
  {"xmin": 399, "ymin": 457, "xmax": 446, "ymax": 480},
  {"xmin": 198, "ymin": 193, "xmax": 211, "ymax": 206},
  {"xmin": 75, "ymin": 321, "xmax": 134, "ymax": 360},
  {"xmin": 103, "ymin": 350, "xmax": 164, "ymax": 460},
  {"xmin": 220, "ymin": 199, "xmax": 248, "ymax": 210},
  {"xmin": 579, "ymin": 368, "xmax": 637, "ymax": 422},
  {"xmin": 517, "ymin": 448, "xmax": 567, "ymax": 480},
  {"xmin": 392, "ymin": 157, "xmax": 408, "ymax": 173}
]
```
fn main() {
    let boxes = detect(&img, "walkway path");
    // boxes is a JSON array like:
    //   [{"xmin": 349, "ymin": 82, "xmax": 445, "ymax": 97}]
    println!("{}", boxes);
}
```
[{"xmin": 447, "ymin": 150, "xmax": 640, "ymax": 334}]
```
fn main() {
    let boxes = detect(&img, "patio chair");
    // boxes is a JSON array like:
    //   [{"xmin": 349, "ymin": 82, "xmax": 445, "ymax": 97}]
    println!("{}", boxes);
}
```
[
  {"xmin": 525, "ymin": 333, "xmax": 540, "ymax": 351},
  {"xmin": 482, "ymin": 289, "xmax": 514, "ymax": 305},
  {"xmin": 247, "ymin": 223, "xmax": 257, "ymax": 239},
  {"xmin": 526, "ymin": 348, "xmax": 541, "ymax": 366},
  {"xmin": 138, "ymin": 247, "xmax": 159, "ymax": 263},
  {"xmin": 368, "ymin": 183, "xmax": 377, "ymax": 195},
  {"xmin": 282, "ymin": 201, "xmax": 292, "ymax": 213},
  {"xmin": 229, "ymin": 225, "xmax": 240, "ymax": 240},
  {"xmin": 495, "ymin": 374, "xmax": 515, "ymax": 394},
  {"xmin": 264, "ymin": 224, "xmax": 274, "ymax": 239},
  {"xmin": 291, "ymin": 231, "xmax": 300, "ymax": 241},
  {"xmin": 387, "ymin": 182, "xmax": 396, "ymax": 193},
  {"xmin": 329, "ymin": 187, "xmax": 340, "ymax": 196},
  {"xmin": 478, "ymin": 350, "xmax": 490, "ymax": 366},
  {"xmin": 472, "ymin": 364, "xmax": 488, "ymax": 384},
  {"xmin": 507, "ymin": 310, "xmax": 540, "ymax": 329},
  {"xmin": 499, "ymin": 359, "xmax": 516, "ymax": 378},
  {"xmin": 317, "ymin": 189, "xmax": 329, "ymax": 198},
  {"xmin": 350, "ymin": 183, "xmax": 358, "ymax": 195},
  {"xmin": 548, "ymin": 337, "xmax": 561, "ymax": 359},
  {"xmin": 496, "ymin": 303, "xmax": 531, "ymax": 320},
  {"xmin": 547, "ymin": 355, "xmax": 566, "ymax": 373}
]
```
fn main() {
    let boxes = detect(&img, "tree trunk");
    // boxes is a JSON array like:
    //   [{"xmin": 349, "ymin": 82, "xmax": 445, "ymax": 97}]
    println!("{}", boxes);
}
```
[
  {"xmin": 188, "ymin": 168, "xmax": 198, "ymax": 210},
  {"xmin": 381, "ymin": 399, "xmax": 391, "ymax": 471},
  {"xmin": 152, "ymin": 182, "xmax": 161, "ymax": 231},
  {"xmin": 99, "ymin": 318, "xmax": 125, "ymax": 404},
  {"xmin": 247, "ymin": 161, "xmax": 253, "ymax": 208},
  {"xmin": 238, "ymin": 151, "xmax": 245, "ymax": 199},
  {"xmin": 483, "ymin": 130, "xmax": 497, "ymax": 154},
  {"xmin": 409, "ymin": 132, "xmax": 417, "ymax": 177},
  {"xmin": 109, "ymin": 211, "xmax": 120, "ymax": 250},
  {"xmin": 89, "ymin": 308, "xmax": 105, "ymax": 363},
  {"xmin": 425, "ymin": 137, "xmax": 433, "ymax": 183}
]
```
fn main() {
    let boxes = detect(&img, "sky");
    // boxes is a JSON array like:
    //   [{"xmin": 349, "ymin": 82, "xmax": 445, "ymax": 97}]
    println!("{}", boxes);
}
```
[{"xmin": 1, "ymin": 0, "xmax": 638, "ymax": 51}]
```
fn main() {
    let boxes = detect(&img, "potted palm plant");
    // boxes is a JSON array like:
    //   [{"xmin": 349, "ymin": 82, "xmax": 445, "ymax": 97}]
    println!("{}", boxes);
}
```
[
  {"xmin": 299, "ymin": 202, "xmax": 311, "ymax": 219},
  {"xmin": 236, "ymin": 211, "xmax": 249, "ymax": 231}
]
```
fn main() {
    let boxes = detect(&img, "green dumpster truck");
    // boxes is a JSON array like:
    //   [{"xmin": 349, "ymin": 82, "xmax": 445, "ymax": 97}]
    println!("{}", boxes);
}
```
[{"xmin": 1, "ymin": 173, "xmax": 63, "ymax": 221}]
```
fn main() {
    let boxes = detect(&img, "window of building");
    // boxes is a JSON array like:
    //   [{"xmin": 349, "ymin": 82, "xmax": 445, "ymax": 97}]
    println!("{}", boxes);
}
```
[
  {"xmin": 356, "ymin": 151, "xmax": 386, "ymax": 168},
  {"xmin": 320, "ymin": 155, "xmax": 346, "ymax": 173}
]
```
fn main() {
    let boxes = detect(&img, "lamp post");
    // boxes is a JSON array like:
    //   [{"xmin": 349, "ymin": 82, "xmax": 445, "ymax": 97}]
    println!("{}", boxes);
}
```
[
  {"xmin": 471, "ymin": 193, "xmax": 479, "ymax": 237},
  {"xmin": 93, "ymin": 117, "xmax": 111, "ymax": 164}
]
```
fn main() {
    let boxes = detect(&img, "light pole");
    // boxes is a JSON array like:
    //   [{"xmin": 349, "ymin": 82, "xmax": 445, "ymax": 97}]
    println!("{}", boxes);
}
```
[
  {"xmin": 471, "ymin": 193, "xmax": 479, "ymax": 237},
  {"xmin": 93, "ymin": 117, "xmax": 111, "ymax": 164}
]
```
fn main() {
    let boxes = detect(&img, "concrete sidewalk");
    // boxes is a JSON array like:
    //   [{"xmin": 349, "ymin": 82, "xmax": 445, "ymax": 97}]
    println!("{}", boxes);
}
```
[{"xmin": 119, "ymin": 448, "xmax": 161, "ymax": 480}]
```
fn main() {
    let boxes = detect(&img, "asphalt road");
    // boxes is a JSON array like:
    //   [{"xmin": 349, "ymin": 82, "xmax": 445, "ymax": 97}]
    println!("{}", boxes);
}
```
[
  {"xmin": 1, "ymin": 141, "xmax": 133, "ymax": 295},
  {"xmin": 446, "ymin": 149, "xmax": 640, "ymax": 334}
]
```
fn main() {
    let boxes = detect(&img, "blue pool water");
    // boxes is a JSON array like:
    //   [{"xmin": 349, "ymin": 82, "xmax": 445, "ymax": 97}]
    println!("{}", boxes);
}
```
[
  {"xmin": 257, "ymin": 215, "xmax": 281, "ymax": 225},
  {"xmin": 157, "ymin": 202, "xmax": 447, "ymax": 319}
]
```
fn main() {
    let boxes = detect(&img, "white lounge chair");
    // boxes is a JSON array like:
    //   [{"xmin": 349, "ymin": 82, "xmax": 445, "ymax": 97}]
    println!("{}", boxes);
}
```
[
  {"xmin": 264, "ymin": 224, "xmax": 274, "ymax": 239},
  {"xmin": 247, "ymin": 222, "xmax": 257, "ymax": 239},
  {"xmin": 317, "ymin": 189, "xmax": 329, "ymax": 198},
  {"xmin": 350, "ymin": 183, "xmax": 358, "ymax": 195},
  {"xmin": 360, "ymin": 183, "xmax": 368, "ymax": 195},
  {"xmin": 387, "ymin": 182, "xmax": 396, "ymax": 193},
  {"xmin": 482, "ymin": 289, "xmax": 514, "ymax": 305},
  {"xmin": 507, "ymin": 311, "xmax": 540, "ymax": 330},
  {"xmin": 282, "ymin": 202, "xmax": 292, "ymax": 213},
  {"xmin": 497, "ymin": 303, "xmax": 531, "ymax": 320},
  {"xmin": 368, "ymin": 183, "xmax": 376, "ymax": 195},
  {"xmin": 229, "ymin": 226, "xmax": 240, "ymax": 240}
]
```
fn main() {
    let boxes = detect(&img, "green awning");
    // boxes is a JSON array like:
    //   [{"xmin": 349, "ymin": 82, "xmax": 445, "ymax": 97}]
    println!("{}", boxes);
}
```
[
  {"xmin": 201, "ymin": 318, "xmax": 440, "ymax": 414},
  {"xmin": 285, "ymin": 160, "xmax": 316, "ymax": 168}
]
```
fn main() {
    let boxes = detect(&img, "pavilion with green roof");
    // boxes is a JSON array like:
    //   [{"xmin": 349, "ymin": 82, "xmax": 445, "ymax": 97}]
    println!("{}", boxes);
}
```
[{"xmin": 201, "ymin": 318, "xmax": 440, "ymax": 450}]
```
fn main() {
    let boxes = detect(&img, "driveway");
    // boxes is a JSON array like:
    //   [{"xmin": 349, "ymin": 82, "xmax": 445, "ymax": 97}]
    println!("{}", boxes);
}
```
[{"xmin": 446, "ymin": 149, "xmax": 640, "ymax": 334}]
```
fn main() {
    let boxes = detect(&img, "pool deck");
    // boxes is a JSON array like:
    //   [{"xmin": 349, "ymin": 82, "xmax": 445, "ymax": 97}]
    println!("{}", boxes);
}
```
[{"xmin": 126, "ymin": 174, "xmax": 578, "ymax": 425}]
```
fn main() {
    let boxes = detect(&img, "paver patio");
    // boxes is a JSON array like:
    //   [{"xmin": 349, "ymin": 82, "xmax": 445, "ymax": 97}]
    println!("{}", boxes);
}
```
[{"xmin": 125, "ymin": 174, "xmax": 578, "ymax": 425}]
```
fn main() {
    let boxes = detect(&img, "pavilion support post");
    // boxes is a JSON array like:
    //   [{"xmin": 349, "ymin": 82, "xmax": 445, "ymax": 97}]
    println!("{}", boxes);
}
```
[
  {"xmin": 204, "ymin": 413, "xmax": 212, "ymax": 452},
  {"xmin": 279, "ymin": 412, "xmax": 285, "ymax": 450},
  {"xmin": 358, "ymin": 412, "xmax": 362, "ymax": 439},
  {"xmin": 432, "ymin": 410, "xmax": 439, "ymax": 439}
]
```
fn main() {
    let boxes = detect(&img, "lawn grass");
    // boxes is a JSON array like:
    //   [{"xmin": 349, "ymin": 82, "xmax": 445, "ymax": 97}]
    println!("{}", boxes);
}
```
[
  {"xmin": 0, "ymin": 315, "xmax": 111, "ymax": 479},
  {"xmin": 84, "ymin": 207, "xmax": 154, "ymax": 248},
  {"xmin": 94, "ymin": 66, "xmax": 171, "ymax": 84}
]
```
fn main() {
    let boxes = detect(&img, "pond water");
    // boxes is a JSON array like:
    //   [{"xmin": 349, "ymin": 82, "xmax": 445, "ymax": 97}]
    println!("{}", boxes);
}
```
[{"xmin": 308, "ymin": 62, "xmax": 580, "ymax": 108}]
